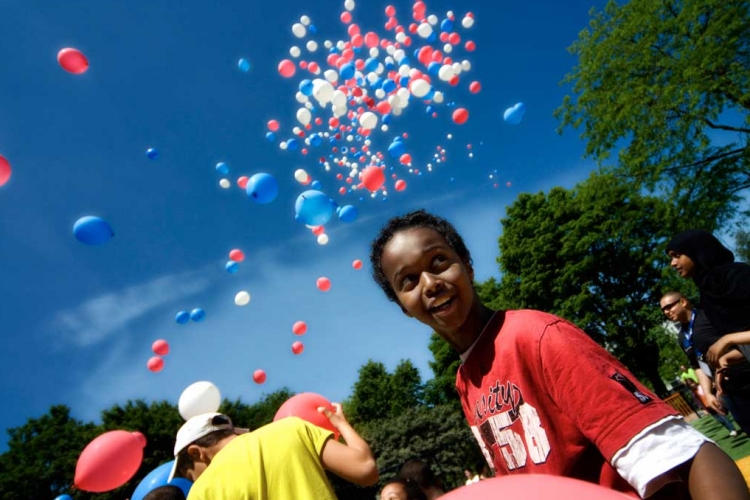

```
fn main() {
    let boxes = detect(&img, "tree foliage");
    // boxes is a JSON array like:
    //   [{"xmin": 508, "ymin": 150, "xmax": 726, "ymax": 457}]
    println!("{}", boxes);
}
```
[
  {"xmin": 735, "ymin": 228, "xmax": 750, "ymax": 263},
  {"xmin": 557, "ymin": 0, "xmax": 750, "ymax": 226}
]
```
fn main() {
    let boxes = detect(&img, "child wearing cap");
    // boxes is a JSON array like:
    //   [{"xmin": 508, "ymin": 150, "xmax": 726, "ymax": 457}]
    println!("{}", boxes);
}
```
[
  {"xmin": 169, "ymin": 403, "xmax": 377, "ymax": 500},
  {"xmin": 369, "ymin": 209, "xmax": 749, "ymax": 499}
]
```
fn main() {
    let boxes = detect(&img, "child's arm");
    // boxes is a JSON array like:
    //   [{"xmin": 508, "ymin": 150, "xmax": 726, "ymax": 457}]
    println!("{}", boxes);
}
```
[
  {"xmin": 706, "ymin": 331, "xmax": 750, "ymax": 366},
  {"xmin": 695, "ymin": 368, "xmax": 725, "ymax": 413},
  {"xmin": 318, "ymin": 403, "xmax": 379, "ymax": 486},
  {"xmin": 673, "ymin": 442, "xmax": 750, "ymax": 500}
]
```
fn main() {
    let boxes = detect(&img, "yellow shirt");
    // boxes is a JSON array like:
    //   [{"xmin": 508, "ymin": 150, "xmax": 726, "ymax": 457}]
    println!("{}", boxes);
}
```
[{"xmin": 187, "ymin": 417, "xmax": 336, "ymax": 500}]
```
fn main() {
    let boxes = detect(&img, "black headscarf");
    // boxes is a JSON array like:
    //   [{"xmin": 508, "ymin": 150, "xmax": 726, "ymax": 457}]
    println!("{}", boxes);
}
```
[{"xmin": 667, "ymin": 229, "xmax": 750, "ymax": 334}]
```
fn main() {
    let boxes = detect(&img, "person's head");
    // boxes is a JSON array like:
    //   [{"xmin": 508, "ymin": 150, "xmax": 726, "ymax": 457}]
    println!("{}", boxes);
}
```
[
  {"xmin": 143, "ymin": 485, "xmax": 186, "ymax": 500},
  {"xmin": 397, "ymin": 460, "xmax": 441, "ymax": 491},
  {"xmin": 659, "ymin": 291, "xmax": 692, "ymax": 323},
  {"xmin": 380, "ymin": 478, "xmax": 427, "ymax": 500},
  {"xmin": 168, "ymin": 413, "xmax": 248, "ymax": 482},
  {"xmin": 680, "ymin": 364, "xmax": 687, "ymax": 372},
  {"xmin": 464, "ymin": 469, "xmax": 473, "ymax": 478},
  {"xmin": 370, "ymin": 210, "xmax": 480, "ymax": 341},
  {"xmin": 666, "ymin": 230, "xmax": 734, "ymax": 278},
  {"xmin": 685, "ymin": 378, "xmax": 697, "ymax": 389}
]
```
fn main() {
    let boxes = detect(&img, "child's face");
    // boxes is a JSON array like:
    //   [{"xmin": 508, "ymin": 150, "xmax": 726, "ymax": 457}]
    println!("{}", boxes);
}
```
[
  {"xmin": 380, "ymin": 227, "xmax": 475, "ymax": 338},
  {"xmin": 380, "ymin": 483, "xmax": 408, "ymax": 500}
]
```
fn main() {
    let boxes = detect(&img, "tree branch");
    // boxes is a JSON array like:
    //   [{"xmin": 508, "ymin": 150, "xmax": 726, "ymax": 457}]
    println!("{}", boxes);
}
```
[{"xmin": 703, "ymin": 118, "xmax": 750, "ymax": 134}]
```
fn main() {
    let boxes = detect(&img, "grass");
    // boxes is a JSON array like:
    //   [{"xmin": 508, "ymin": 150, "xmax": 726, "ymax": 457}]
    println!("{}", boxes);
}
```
[{"xmin": 691, "ymin": 414, "xmax": 750, "ymax": 460}]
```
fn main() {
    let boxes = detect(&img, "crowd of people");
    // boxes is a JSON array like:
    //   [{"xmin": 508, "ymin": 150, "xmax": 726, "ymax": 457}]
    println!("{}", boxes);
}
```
[{"xmin": 145, "ymin": 213, "xmax": 749, "ymax": 500}]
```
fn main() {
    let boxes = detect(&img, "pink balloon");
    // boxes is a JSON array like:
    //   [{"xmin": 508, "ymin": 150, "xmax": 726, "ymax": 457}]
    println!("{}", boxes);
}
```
[
  {"xmin": 316, "ymin": 277, "xmax": 331, "ymax": 292},
  {"xmin": 147, "ymin": 356, "xmax": 164, "ymax": 372},
  {"xmin": 361, "ymin": 166, "xmax": 385, "ymax": 191},
  {"xmin": 469, "ymin": 81, "xmax": 481, "ymax": 93},
  {"xmin": 274, "ymin": 393, "xmax": 339, "ymax": 440},
  {"xmin": 278, "ymin": 59, "xmax": 296, "ymax": 78},
  {"xmin": 395, "ymin": 179, "xmax": 407, "ymax": 191},
  {"xmin": 352, "ymin": 259, "xmax": 363, "ymax": 270},
  {"xmin": 399, "ymin": 153, "xmax": 412, "ymax": 165},
  {"xmin": 253, "ymin": 369, "xmax": 266, "ymax": 384},
  {"xmin": 0, "ymin": 155, "xmax": 10, "ymax": 187},
  {"xmin": 151, "ymin": 340, "xmax": 169, "ymax": 356},
  {"xmin": 74, "ymin": 430, "xmax": 146, "ymax": 492},
  {"xmin": 292, "ymin": 341, "xmax": 304, "ymax": 355},
  {"xmin": 452, "ymin": 108, "xmax": 469, "ymax": 125},
  {"xmin": 58, "ymin": 48, "xmax": 89, "ymax": 74},
  {"xmin": 292, "ymin": 321, "xmax": 308, "ymax": 335},
  {"xmin": 268, "ymin": 120, "xmax": 280, "ymax": 132},
  {"xmin": 229, "ymin": 249, "xmax": 245, "ymax": 262},
  {"xmin": 237, "ymin": 176, "xmax": 249, "ymax": 189},
  {"xmin": 465, "ymin": 40, "xmax": 476, "ymax": 52},
  {"xmin": 441, "ymin": 476, "xmax": 631, "ymax": 500}
]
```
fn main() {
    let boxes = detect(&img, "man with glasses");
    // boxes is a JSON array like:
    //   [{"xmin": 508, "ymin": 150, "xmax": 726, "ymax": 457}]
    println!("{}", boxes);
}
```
[{"xmin": 660, "ymin": 291, "xmax": 750, "ymax": 435}]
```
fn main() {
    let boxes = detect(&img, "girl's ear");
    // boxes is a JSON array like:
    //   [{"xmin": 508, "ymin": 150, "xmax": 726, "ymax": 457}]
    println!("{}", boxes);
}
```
[{"xmin": 465, "ymin": 260, "xmax": 475, "ymax": 281}]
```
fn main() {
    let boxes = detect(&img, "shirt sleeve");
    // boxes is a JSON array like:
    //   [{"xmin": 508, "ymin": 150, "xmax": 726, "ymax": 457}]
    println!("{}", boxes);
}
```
[{"xmin": 539, "ymin": 319, "xmax": 678, "ymax": 463}]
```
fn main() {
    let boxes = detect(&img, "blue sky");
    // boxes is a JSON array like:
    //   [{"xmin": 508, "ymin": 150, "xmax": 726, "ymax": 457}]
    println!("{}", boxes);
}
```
[{"xmin": 0, "ymin": 0, "xmax": 609, "ymax": 447}]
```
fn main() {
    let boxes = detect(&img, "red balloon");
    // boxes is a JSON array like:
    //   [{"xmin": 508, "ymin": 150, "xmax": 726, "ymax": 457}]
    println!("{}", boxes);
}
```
[
  {"xmin": 316, "ymin": 277, "xmax": 331, "ymax": 292},
  {"xmin": 399, "ymin": 153, "xmax": 412, "ymax": 165},
  {"xmin": 465, "ymin": 40, "xmax": 476, "ymax": 52},
  {"xmin": 452, "ymin": 108, "xmax": 469, "ymax": 125},
  {"xmin": 151, "ymin": 340, "xmax": 169, "ymax": 356},
  {"xmin": 229, "ymin": 249, "xmax": 245, "ymax": 262},
  {"xmin": 441, "ymin": 476, "xmax": 632, "ymax": 500},
  {"xmin": 253, "ymin": 369, "xmax": 267, "ymax": 384},
  {"xmin": 58, "ymin": 48, "xmax": 89, "ymax": 74},
  {"xmin": 74, "ymin": 430, "xmax": 146, "ymax": 492},
  {"xmin": 385, "ymin": 5, "xmax": 396, "ymax": 17},
  {"xmin": 292, "ymin": 320, "xmax": 308, "ymax": 335},
  {"xmin": 278, "ymin": 59, "xmax": 296, "ymax": 78},
  {"xmin": 237, "ymin": 176, "xmax": 249, "ymax": 189},
  {"xmin": 395, "ymin": 179, "xmax": 407, "ymax": 191},
  {"xmin": 469, "ymin": 81, "xmax": 481, "ymax": 93},
  {"xmin": 352, "ymin": 259, "xmax": 363, "ymax": 270},
  {"xmin": 311, "ymin": 225, "xmax": 325, "ymax": 236},
  {"xmin": 361, "ymin": 166, "xmax": 385, "ymax": 191},
  {"xmin": 267, "ymin": 120, "xmax": 280, "ymax": 131},
  {"xmin": 274, "ymin": 393, "xmax": 339, "ymax": 440},
  {"xmin": 341, "ymin": 11, "xmax": 352, "ymax": 23},
  {"xmin": 292, "ymin": 341, "xmax": 304, "ymax": 355},
  {"xmin": 147, "ymin": 356, "xmax": 164, "ymax": 372},
  {"xmin": 0, "ymin": 155, "xmax": 10, "ymax": 187}
]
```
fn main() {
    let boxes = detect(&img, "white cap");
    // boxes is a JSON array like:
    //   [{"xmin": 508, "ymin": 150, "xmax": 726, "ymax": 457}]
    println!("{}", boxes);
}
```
[{"xmin": 168, "ymin": 413, "xmax": 247, "ymax": 482}]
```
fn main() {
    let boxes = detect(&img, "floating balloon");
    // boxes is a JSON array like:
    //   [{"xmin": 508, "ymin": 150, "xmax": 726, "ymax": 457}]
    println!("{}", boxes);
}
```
[
  {"xmin": 274, "ymin": 393, "xmax": 339, "ymax": 439},
  {"xmin": 147, "ymin": 356, "xmax": 164, "ymax": 373},
  {"xmin": 74, "ymin": 431, "xmax": 146, "ymax": 492},
  {"xmin": 503, "ymin": 102, "xmax": 526, "ymax": 124},
  {"xmin": 440, "ymin": 476, "xmax": 631, "ymax": 500},
  {"xmin": 73, "ymin": 216, "xmax": 114, "ymax": 245},
  {"xmin": 190, "ymin": 308, "xmax": 205, "ymax": 322},
  {"xmin": 229, "ymin": 249, "xmax": 245, "ymax": 262},
  {"xmin": 395, "ymin": 179, "xmax": 407, "ymax": 191},
  {"xmin": 268, "ymin": 120, "xmax": 280, "ymax": 132},
  {"xmin": 253, "ymin": 369, "xmax": 267, "ymax": 384},
  {"xmin": 54, "ymin": 495, "xmax": 73, "ymax": 500},
  {"xmin": 175, "ymin": 311, "xmax": 190, "ymax": 324},
  {"xmin": 246, "ymin": 173, "xmax": 279, "ymax": 204},
  {"xmin": 452, "ymin": 108, "xmax": 469, "ymax": 124},
  {"xmin": 58, "ymin": 48, "xmax": 89, "ymax": 74},
  {"xmin": 295, "ymin": 190, "xmax": 336, "ymax": 226},
  {"xmin": 294, "ymin": 169, "xmax": 311, "ymax": 184},
  {"xmin": 152, "ymin": 340, "xmax": 169, "ymax": 356},
  {"xmin": 0, "ymin": 155, "xmax": 11, "ymax": 187},
  {"xmin": 317, "ymin": 234, "xmax": 329, "ymax": 245},
  {"xmin": 215, "ymin": 162, "xmax": 229, "ymax": 175},
  {"xmin": 361, "ymin": 166, "xmax": 385, "ymax": 191},
  {"xmin": 225, "ymin": 261, "xmax": 239, "ymax": 273},
  {"xmin": 292, "ymin": 321, "xmax": 307, "ymax": 335},
  {"xmin": 146, "ymin": 148, "xmax": 159, "ymax": 160},
  {"xmin": 179, "ymin": 381, "xmax": 221, "ymax": 420},
  {"xmin": 469, "ymin": 81, "xmax": 481, "ymax": 93},
  {"xmin": 352, "ymin": 259, "xmax": 363, "ymax": 270},
  {"xmin": 292, "ymin": 341, "xmax": 304, "ymax": 355},
  {"xmin": 238, "ymin": 58, "xmax": 251, "ymax": 72},
  {"xmin": 337, "ymin": 205, "xmax": 358, "ymax": 223},
  {"xmin": 131, "ymin": 460, "xmax": 192, "ymax": 500},
  {"xmin": 235, "ymin": 291, "xmax": 251, "ymax": 306},
  {"xmin": 316, "ymin": 277, "xmax": 331, "ymax": 292},
  {"xmin": 278, "ymin": 59, "xmax": 296, "ymax": 78}
]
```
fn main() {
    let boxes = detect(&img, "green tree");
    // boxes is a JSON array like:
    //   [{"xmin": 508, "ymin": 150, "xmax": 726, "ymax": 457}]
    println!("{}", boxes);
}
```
[
  {"xmin": 735, "ymin": 228, "xmax": 750, "ymax": 263},
  {"xmin": 220, "ymin": 388, "xmax": 295, "ymax": 430},
  {"xmin": 346, "ymin": 361, "xmax": 394, "ymax": 425},
  {"xmin": 556, "ymin": 0, "xmax": 750, "ymax": 227},
  {"xmin": 498, "ymin": 173, "xmax": 685, "ymax": 396},
  {"xmin": 389, "ymin": 360, "xmax": 424, "ymax": 414}
]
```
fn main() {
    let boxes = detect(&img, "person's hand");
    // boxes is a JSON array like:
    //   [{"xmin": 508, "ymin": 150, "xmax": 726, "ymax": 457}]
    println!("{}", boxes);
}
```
[
  {"xmin": 318, "ymin": 402, "xmax": 348, "ymax": 430},
  {"xmin": 705, "ymin": 392, "xmax": 726, "ymax": 414},
  {"xmin": 707, "ymin": 337, "xmax": 732, "ymax": 367}
]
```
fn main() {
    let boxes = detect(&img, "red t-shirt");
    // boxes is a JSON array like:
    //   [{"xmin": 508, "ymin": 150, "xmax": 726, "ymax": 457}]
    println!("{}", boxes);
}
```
[{"xmin": 456, "ymin": 310, "xmax": 677, "ymax": 495}]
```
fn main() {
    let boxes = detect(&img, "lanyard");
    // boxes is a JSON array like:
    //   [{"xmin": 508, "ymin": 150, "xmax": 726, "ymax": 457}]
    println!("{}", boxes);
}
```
[{"xmin": 683, "ymin": 311, "xmax": 701, "ymax": 357}]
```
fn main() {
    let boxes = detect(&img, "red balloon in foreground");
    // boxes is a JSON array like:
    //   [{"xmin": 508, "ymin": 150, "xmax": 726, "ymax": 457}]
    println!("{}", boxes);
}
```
[
  {"xmin": 0, "ymin": 155, "xmax": 11, "ymax": 187},
  {"xmin": 441, "ymin": 476, "xmax": 631, "ymax": 500},
  {"xmin": 75, "ymin": 430, "xmax": 146, "ymax": 492},
  {"xmin": 147, "ymin": 356, "xmax": 164, "ymax": 372},
  {"xmin": 316, "ymin": 277, "xmax": 331, "ymax": 292},
  {"xmin": 352, "ymin": 259, "xmax": 363, "ymax": 270},
  {"xmin": 229, "ymin": 249, "xmax": 245, "ymax": 262},
  {"xmin": 151, "ymin": 340, "xmax": 169, "ymax": 356},
  {"xmin": 253, "ymin": 369, "xmax": 267, "ymax": 384},
  {"xmin": 452, "ymin": 108, "xmax": 469, "ymax": 125},
  {"xmin": 361, "ymin": 166, "xmax": 385, "ymax": 191},
  {"xmin": 292, "ymin": 321, "xmax": 308, "ymax": 335},
  {"xmin": 58, "ymin": 48, "xmax": 89, "ymax": 74},
  {"xmin": 274, "ymin": 392, "xmax": 339, "ymax": 440},
  {"xmin": 292, "ymin": 341, "xmax": 304, "ymax": 355}
]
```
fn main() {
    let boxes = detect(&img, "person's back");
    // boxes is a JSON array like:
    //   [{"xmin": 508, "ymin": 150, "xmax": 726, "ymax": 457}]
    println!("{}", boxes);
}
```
[{"xmin": 188, "ymin": 417, "xmax": 336, "ymax": 500}]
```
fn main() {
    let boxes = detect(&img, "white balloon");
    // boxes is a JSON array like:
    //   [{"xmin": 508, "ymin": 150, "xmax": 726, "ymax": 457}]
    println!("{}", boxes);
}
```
[
  {"xmin": 324, "ymin": 40, "xmax": 333, "ymax": 49},
  {"xmin": 399, "ymin": 65, "xmax": 411, "ymax": 77},
  {"xmin": 427, "ymin": 14, "xmax": 438, "ymax": 25},
  {"xmin": 178, "ymin": 381, "xmax": 221, "ymax": 420},
  {"xmin": 336, "ymin": 40, "xmax": 346, "ymax": 51},
  {"xmin": 381, "ymin": 124, "xmax": 389, "ymax": 132},
  {"xmin": 290, "ymin": 46, "xmax": 301, "ymax": 58},
  {"xmin": 234, "ymin": 291, "xmax": 251, "ymax": 306},
  {"xmin": 375, "ymin": 88, "xmax": 386, "ymax": 99},
  {"xmin": 292, "ymin": 23, "xmax": 306, "ymax": 38},
  {"xmin": 452, "ymin": 62, "xmax": 463, "ymax": 75},
  {"xmin": 331, "ymin": 89, "xmax": 348, "ymax": 107},
  {"xmin": 438, "ymin": 64, "xmax": 454, "ymax": 81},
  {"xmin": 410, "ymin": 79, "xmax": 431, "ymax": 98},
  {"xmin": 417, "ymin": 23, "xmax": 433, "ymax": 38},
  {"xmin": 359, "ymin": 111, "xmax": 378, "ymax": 130},
  {"xmin": 392, "ymin": 106, "xmax": 403, "ymax": 116},
  {"xmin": 295, "ymin": 169, "xmax": 310, "ymax": 183},
  {"xmin": 300, "ymin": 15, "xmax": 311, "ymax": 25},
  {"xmin": 393, "ymin": 49, "xmax": 406, "ymax": 62},
  {"xmin": 369, "ymin": 47, "xmax": 379, "ymax": 58},
  {"xmin": 462, "ymin": 16, "xmax": 475, "ymax": 29},
  {"xmin": 332, "ymin": 105, "xmax": 347, "ymax": 117},
  {"xmin": 461, "ymin": 60, "xmax": 472, "ymax": 72},
  {"xmin": 447, "ymin": 133, "xmax": 453, "ymax": 139},
  {"xmin": 306, "ymin": 40, "xmax": 318, "ymax": 52},
  {"xmin": 219, "ymin": 178, "xmax": 230, "ymax": 189},
  {"xmin": 444, "ymin": 43, "xmax": 453, "ymax": 54},
  {"xmin": 295, "ymin": 91, "xmax": 309, "ymax": 103},
  {"xmin": 296, "ymin": 108, "xmax": 311, "ymax": 125},
  {"xmin": 344, "ymin": 0, "xmax": 355, "ymax": 11},
  {"xmin": 313, "ymin": 79, "xmax": 335, "ymax": 104},
  {"xmin": 317, "ymin": 234, "xmax": 329, "ymax": 245},
  {"xmin": 305, "ymin": 101, "xmax": 313, "ymax": 110},
  {"xmin": 447, "ymin": 10, "xmax": 454, "ymax": 17},
  {"xmin": 280, "ymin": 141, "xmax": 289, "ymax": 150},
  {"xmin": 396, "ymin": 87, "xmax": 411, "ymax": 106},
  {"xmin": 324, "ymin": 69, "xmax": 339, "ymax": 83},
  {"xmin": 395, "ymin": 32, "xmax": 406, "ymax": 43}
]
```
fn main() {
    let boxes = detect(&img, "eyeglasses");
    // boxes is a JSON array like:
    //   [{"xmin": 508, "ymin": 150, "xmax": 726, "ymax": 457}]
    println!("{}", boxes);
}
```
[{"xmin": 661, "ymin": 299, "xmax": 680, "ymax": 313}]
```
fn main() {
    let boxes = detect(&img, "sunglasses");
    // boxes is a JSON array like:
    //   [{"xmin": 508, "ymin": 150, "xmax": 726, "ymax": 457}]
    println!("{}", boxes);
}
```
[{"xmin": 661, "ymin": 299, "xmax": 680, "ymax": 313}]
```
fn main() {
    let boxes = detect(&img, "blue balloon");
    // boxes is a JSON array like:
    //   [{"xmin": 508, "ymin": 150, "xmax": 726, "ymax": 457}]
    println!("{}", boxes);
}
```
[
  {"xmin": 309, "ymin": 24, "xmax": 318, "ymax": 34},
  {"xmin": 311, "ymin": 180, "xmax": 323, "ymax": 190},
  {"xmin": 310, "ymin": 134, "xmax": 322, "ymax": 147},
  {"xmin": 382, "ymin": 79, "xmax": 396, "ymax": 93},
  {"xmin": 295, "ymin": 190, "xmax": 336, "ymax": 226},
  {"xmin": 382, "ymin": 113, "xmax": 392, "ymax": 124},
  {"xmin": 287, "ymin": 138, "xmax": 299, "ymax": 151},
  {"xmin": 215, "ymin": 162, "xmax": 229, "ymax": 175},
  {"xmin": 299, "ymin": 79, "xmax": 313, "ymax": 96},
  {"xmin": 338, "ymin": 205, "xmax": 358, "ymax": 223},
  {"xmin": 266, "ymin": 132, "xmax": 276, "ymax": 141},
  {"xmin": 364, "ymin": 57, "xmax": 379, "ymax": 72},
  {"xmin": 503, "ymin": 102, "xmax": 526, "ymax": 125},
  {"xmin": 190, "ymin": 308, "xmax": 205, "ymax": 322},
  {"xmin": 339, "ymin": 62, "xmax": 356, "ymax": 80},
  {"xmin": 73, "ymin": 216, "xmax": 114, "ymax": 245},
  {"xmin": 131, "ymin": 461, "xmax": 192, "ymax": 500},
  {"xmin": 441, "ymin": 18, "xmax": 454, "ymax": 32},
  {"xmin": 175, "ymin": 311, "xmax": 190, "ymax": 324},
  {"xmin": 246, "ymin": 173, "xmax": 278, "ymax": 204},
  {"xmin": 225, "ymin": 261, "xmax": 239, "ymax": 273},
  {"xmin": 238, "ymin": 58, "xmax": 251, "ymax": 72},
  {"xmin": 54, "ymin": 495, "xmax": 73, "ymax": 500},
  {"xmin": 388, "ymin": 141, "xmax": 406, "ymax": 159},
  {"xmin": 146, "ymin": 148, "xmax": 159, "ymax": 160}
]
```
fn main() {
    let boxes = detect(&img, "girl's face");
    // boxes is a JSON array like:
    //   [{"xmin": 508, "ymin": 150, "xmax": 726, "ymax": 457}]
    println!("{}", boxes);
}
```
[
  {"xmin": 380, "ymin": 483, "xmax": 408, "ymax": 500},
  {"xmin": 668, "ymin": 250, "xmax": 696, "ymax": 278}
]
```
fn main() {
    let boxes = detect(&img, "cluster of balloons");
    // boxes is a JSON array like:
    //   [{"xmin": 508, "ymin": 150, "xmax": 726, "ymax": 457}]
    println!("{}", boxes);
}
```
[
  {"xmin": 175, "ymin": 308, "xmax": 206, "ymax": 324},
  {"xmin": 147, "ymin": 339, "xmax": 170, "ymax": 373}
]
